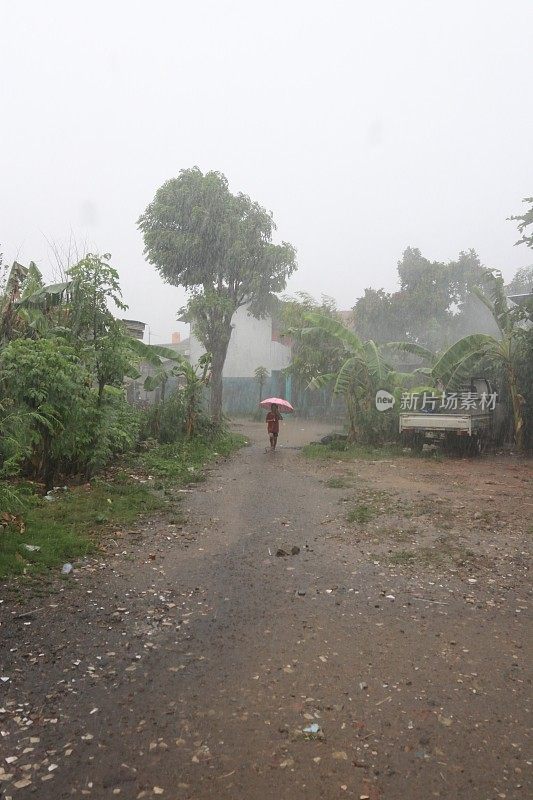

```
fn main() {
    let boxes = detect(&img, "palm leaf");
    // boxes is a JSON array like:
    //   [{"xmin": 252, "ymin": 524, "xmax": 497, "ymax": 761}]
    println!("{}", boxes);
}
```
[
  {"xmin": 474, "ymin": 269, "xmax": 511, "ymax": 336},
  {"xmin": 17, "ymin": 281, "xmax": 72, "ymax": 307},
  {"xmin": 128, "ymin": 338, "xmax": 184, "ymax": 366},
  {"xmin": 302, "ymin": 311, "xmax": 364, "ymax": 352},
  {"xmin": 386, "ymin": 341, "xmax": 436, "ymax": 363},
  {"xmin": 334, "ymin": 356, "xmax": 368, "ymax": 395},
  {"xmin": 431, "ymin": 334, "xmax": 497, "ymax": 383},
  {"xmin": 364, "ymin": 340, "xmax": 388, "ymax": 382},
  {"xmin": 308, "ymin": 373, "xmax": 336, "ymax": 390}
]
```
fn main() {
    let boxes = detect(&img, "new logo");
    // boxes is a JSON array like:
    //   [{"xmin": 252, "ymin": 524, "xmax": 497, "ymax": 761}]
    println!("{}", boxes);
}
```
[{"xmin": 375, "ymin": 389, "xmax": 395, "ymax": 411}]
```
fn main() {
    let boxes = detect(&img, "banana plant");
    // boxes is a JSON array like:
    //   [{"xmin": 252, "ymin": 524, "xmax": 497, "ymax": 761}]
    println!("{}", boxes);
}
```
[
  {"xmin": 1, "ymin": 260, "xmax": 71, "ymax": 344},
  {"xmin": 301, "ymin": 311, "xmax": 391, "ymax": 439},
  {"xmin": 387, "ymin": 270, "xmax": 528, "ymax": 449},
  {"xmin": 138, "ymin": 344, "xmax": 211, "ymax": 437},
  {"xmin": 430, "ymin": 270, "xmax": 528, "ymax": 449}
]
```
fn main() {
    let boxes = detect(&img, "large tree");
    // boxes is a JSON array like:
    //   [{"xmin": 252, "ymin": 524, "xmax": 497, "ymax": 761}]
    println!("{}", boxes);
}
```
[
  {"xmin": 352, "ymin": 247, "xmax": 496, "ymax": 349},
  {"xmin": 138, "ymin": 168, "xmax": 297, "ymax": 421}
]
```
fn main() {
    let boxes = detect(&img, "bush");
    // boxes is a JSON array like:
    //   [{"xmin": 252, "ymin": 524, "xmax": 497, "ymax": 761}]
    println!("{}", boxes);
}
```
[
  {"xmin": 87, "ymin": 388, "xmax": 141, "ymax": 473},
  {"xmin": 0, "ymin": 339, "xmax": 141, "ymax": 487},
  {"xmin": 139, "ymin": 388, "xmax": 216, "ymax": 444},
  {"xmin": 0, "ymin": 338, "xmax": 91, "ymax": 488}
]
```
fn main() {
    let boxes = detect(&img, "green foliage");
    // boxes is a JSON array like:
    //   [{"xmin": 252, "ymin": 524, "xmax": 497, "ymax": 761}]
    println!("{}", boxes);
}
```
[
  {"xmin": 138, "ymin": 167, "xmax": 297, "ymax": 420},
  {"xmin": 303, "ymin": 441, "xmax": 410, "ymax": 460},
  {"xmin": 509, "ymin": 197, "xmax": 533, "ymax": 250},
  {"xmin": 429, "ymin": 270, "xmax": 529, "ymax": 449},
  {"xmin": 141, "ymin": 353, "xmax": 212, "ymax": 442},
  {"xmin": 67, "ymin": 253, "xmax": 126, "ymax": 339},
  {"xmin": 515, "ymin": 329, "xmax": 533, "ymax": 450},
  {"xmin": 325, "ymin": 476, "xmax": 351, "ymax": 488},
  {"xmin": 136, "ymin": 430, "xmax": 245, "ymax": 487},
  {"xmin": 505, "ymin": 266, "xmax": 533, "ymax": 295},
  {"xmin": 254, "ymin": 365, "xmax": 269, "ymax": 402},
  {"xmin": 0, "ymin": 338, "xmax": 91, "ymax": 487},
  {"xmin": 0, "ymin": 479, "xmax": 163, "ymax": 578},
  {"xmin": 65, "ymin": 253, "xmax": 135, "ymax": 401},
  {"xmin": 353, "ymin": 248, "xmax": 496, "ymax": 350},
  {"xmin": 282, "ymin": 293, "xmax": 343, "ymax": 382},
  {"xmin": 297, "ymin": 310, "xmax": 398, "ymax": 443},
  {"xmin": 0, "ymin": 253, "xmax": 150, "ymax": 487},
  {"xmin": 347, "ymin": 504, "xmax": 375, "ymax": 524},
  {"xmin": 281, "ymin": 293, "xmax": 346, "ymax": 414},
  {"xmin": 0, "ymin": 427, "xmax": 245, "ymax": 578},
  {"xmin": 88, "ymin": 388, "xmax": 141, "ymax": 474}
]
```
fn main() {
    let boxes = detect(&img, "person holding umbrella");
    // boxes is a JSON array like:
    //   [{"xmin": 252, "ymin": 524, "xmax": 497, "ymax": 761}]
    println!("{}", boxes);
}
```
[
  {"xmin": 259, "ymin": 397, "xmax": 294, "ymax": 452},
  {"xmin": 266, "ymin": 403, "xmax": 282, "ymax": 451}
]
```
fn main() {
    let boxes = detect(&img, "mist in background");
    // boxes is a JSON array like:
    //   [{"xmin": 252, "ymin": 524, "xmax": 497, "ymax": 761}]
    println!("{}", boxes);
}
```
[{"xmin": 2, "ymin": 0, "xmax": 532, "ymax": 342}]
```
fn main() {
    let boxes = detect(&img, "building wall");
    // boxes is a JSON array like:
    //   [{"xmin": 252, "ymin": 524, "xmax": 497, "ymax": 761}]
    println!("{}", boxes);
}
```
[{"xmin": 188, "ymin": 304, "xmax": 291, "ymax": 377}]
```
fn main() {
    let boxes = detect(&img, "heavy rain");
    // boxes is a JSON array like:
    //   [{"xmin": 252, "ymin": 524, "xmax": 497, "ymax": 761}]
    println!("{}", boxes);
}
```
[{"xmin": 1, "ymin": 2, "xmax": 532, "ymax": 799}]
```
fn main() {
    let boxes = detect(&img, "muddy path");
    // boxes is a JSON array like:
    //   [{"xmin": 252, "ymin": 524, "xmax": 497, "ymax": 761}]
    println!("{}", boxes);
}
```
[{"xmin": 0, "ymin": 420, "xmax": 531, "ymax": 799}]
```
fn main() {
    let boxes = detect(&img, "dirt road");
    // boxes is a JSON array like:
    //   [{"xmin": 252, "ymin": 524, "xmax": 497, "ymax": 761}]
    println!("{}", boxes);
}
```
[{"xmin": 1, "ymin": 420, "xmax": 531, "ymax": 799}]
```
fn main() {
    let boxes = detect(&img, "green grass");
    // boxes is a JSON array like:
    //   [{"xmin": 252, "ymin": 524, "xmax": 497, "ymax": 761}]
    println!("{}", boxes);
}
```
[
  {"xmin": 0, "ymin": 482, "xmax": 163, "ymax": 578},
  {"xmin": 304, "ymin": 442, "xmax": 406, "ymax": 460},
  {"xmin": 388, "ymin": 550, "xmax": 417, "ymax": 565},
  {"xmin": 386, "ymin": 538, "xmax": 473, "ymax": 569},
  {"xmin": 303, "ymin": 441, "xmax": 442, "ymax": 461},
  {"xmin": 0, "ymin": 431, "xmax": 246, "ymax": 579},
  {"xmin": 347, "ymin": 504, "xmax": 375, "ymax": 524},
  {"xmin": 136, "ymin": 431, "xmax": 245, "ymax": 484},
  {"xmin": 325, "ymin": 476, "xmax": 352, "ymax": 489}
]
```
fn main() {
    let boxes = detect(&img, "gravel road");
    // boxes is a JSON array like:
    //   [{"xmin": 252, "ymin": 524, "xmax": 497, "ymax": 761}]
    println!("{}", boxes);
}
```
[{"xmin": 1, "ymin": 420, "xmax": 531, "ymax": 800}]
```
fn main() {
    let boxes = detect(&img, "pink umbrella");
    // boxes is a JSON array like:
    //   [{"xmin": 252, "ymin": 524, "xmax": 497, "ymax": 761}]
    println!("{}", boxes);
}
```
[{"xmin": 259, "ymin": 397, "xmax": 294, "ymax": 412}]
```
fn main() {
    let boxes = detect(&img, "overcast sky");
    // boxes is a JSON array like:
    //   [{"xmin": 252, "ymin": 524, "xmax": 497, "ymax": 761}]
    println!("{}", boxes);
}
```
[{"xmin": 2, "ymin": 0, "xmax": 532, "ymax": 342}]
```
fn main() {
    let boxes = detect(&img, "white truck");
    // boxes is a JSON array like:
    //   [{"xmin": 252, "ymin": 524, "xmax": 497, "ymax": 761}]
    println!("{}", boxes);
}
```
[{"xmin": 399, "ymin": 378, "xmax": 496, "ymax": 455}]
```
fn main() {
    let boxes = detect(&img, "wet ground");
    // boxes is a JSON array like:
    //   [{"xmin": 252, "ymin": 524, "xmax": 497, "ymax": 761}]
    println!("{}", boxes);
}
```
[{"xmin": 0, "ymin": 419, "xmax": 531, "ymax": 799}]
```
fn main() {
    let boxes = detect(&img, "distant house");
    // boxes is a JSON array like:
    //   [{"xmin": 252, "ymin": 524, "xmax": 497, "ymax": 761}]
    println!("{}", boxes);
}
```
[
  {"xmin": 508, "ymin": 292, "xmax": 533, "ymax": 317},
  {"xmin": 123, "ymin": 305, "xmax": 293, "ymax": 413},
  {"xmin": 189, "ymin": 304, "xmax": 292, "ymax": 413},
  {"xmin": 134, "ymin": 332, "xmax": 191, "ymax": 404},
  {"xmin": 121, "ymin": 319, "xmax": 146, "ymax": 340}
]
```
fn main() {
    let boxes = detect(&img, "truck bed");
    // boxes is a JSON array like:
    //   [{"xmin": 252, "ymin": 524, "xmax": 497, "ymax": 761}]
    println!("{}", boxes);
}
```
[{"xmin": 399, "ymin": 412, "xmax": 491, "ymax": 435}]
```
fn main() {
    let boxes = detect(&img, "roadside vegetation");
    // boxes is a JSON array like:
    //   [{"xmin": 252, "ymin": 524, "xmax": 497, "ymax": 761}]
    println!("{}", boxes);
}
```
[
  {"xmin": 285, "ymin": 197, "xmax": 533, "ymax": 453},
  {"xmin": 0, "ymin": 249, "xmax": 245, "ymax": 579},
  {"xmin": 0, "ymin": 430, "xmax": 244, "ymax": 579}
]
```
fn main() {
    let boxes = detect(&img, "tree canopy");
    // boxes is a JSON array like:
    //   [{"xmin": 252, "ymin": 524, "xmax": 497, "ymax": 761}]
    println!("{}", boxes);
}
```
[
  {"xmin": 352, "ymin": 247, "xmax": 497, "ymax": 350},
  {"xmin": 138, "ymin": 168, "xmax": 297, "ymax": 420},
  {"xmin": 510, "ymin": 196, "xmax": 533, "ymax": 251}
]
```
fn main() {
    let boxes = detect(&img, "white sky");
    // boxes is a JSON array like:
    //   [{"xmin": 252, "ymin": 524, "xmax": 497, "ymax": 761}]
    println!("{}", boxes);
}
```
[{"xmin": 2, "ymin": 0, "xmax": 532, "ymax": 342}]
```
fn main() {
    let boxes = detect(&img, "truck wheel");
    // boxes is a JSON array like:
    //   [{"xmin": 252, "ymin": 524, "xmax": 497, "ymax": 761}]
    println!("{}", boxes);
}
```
[
  {"xmin": 443, "ymin": 433, "xmax": 458, "ymax": 454},
  {"xmin": 467, "ymin": 435, "xmax": 484, "ymax": 456},
  {"xmin": 411, "ymin": 434, "xmax": 424, "ymax": 452}
]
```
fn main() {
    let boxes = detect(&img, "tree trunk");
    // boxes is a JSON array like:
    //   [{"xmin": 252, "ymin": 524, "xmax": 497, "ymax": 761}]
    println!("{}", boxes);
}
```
[
  {"xmin": 345, "ymin": 392, "xmax": 357, "ymax": 442},
  {"xmin": 508, "ymin": 365, "xmax": 524, "ymax": 451},
  {"xmin": 210, "ymin": 336, "xmax": 231, "ymax": 423}
]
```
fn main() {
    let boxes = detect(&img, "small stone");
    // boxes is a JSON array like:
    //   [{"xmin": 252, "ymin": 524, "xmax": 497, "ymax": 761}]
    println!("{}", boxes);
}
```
[
  {"xmin": 332, "ymin": 751, "xmax": 348, "ymax": 760},
  {"xmin": 279, "ymin": 758, "xmax": 294, "ymax": 769}
]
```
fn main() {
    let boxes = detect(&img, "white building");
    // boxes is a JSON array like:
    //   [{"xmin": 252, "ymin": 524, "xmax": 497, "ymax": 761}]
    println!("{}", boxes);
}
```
[
  {"xmin": 189, "ymin": 304, "xmax": 292, "ymax": 413},
  {"xmin": 189, "ymin": 304, "xmax": 290, "ymax": 376}
]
